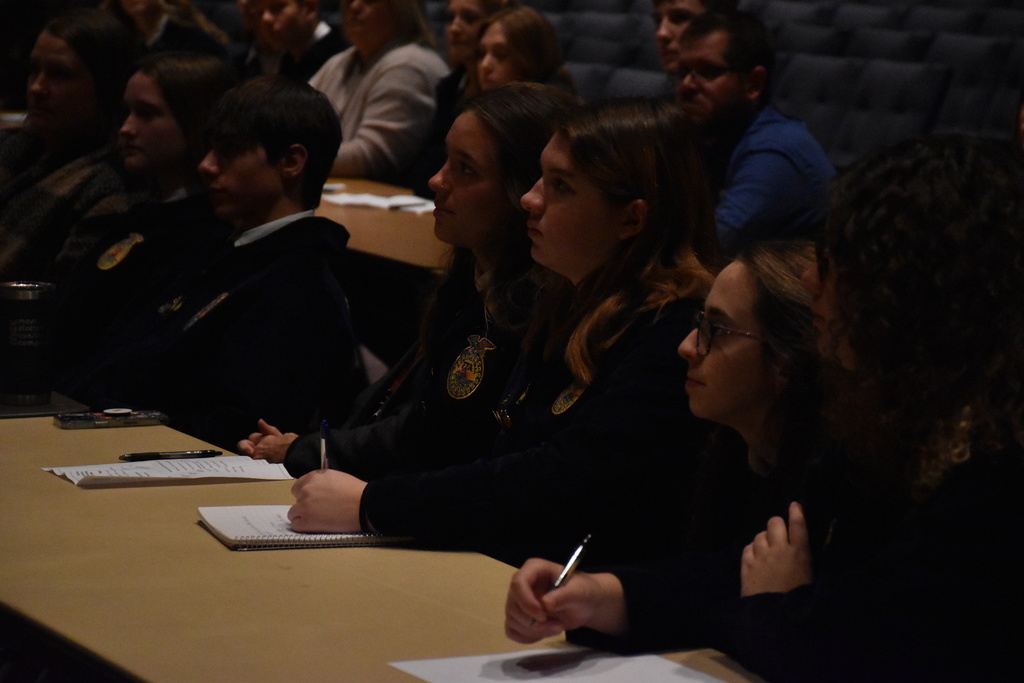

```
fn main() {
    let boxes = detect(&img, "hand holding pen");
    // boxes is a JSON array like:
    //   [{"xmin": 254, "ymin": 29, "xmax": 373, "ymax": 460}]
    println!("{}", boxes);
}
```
[
  {"xmin": 527, "ymin": 534, "xmax": 590, "ymax": 625},
  {"xmin": 505, "ymin": 536, "xmax": 630, "ymax": 644},
  {"xmin": 320, "ymin": 419, "xmax": 329, "ymax": 471}
]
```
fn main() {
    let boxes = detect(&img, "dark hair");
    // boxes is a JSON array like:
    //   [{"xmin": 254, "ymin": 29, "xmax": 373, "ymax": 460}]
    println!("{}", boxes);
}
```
[
  {"xmin": 822, "ymin": 135, "xmax": 1024, "ymax": 500},
  {"xmin": 43, "ymin": 8, "xmax": 142, "ymax": 136},
  {"xmin": 479, "ymin": 6, "xmax": 573, "ymax": 93},
  {"xmin": 205, "ymin": 76, "xmax": 341, "ymax": 208},
  {"xmin": 737, "ymin": 240, "xmax": 821, "ymax": 462},
  {"xmin": 680, "ymin": 10, "xmax": 775, "ymax": 103},
  {"xmin": 422, "ymin": 82, "xmax": 578, "ymax": 347},
  {"xmin": 135, "ymin": 52, "xmax": 237, "ymax": 169},
  {"xmin": 462, "ymin": 83, "xmax": 577, "ymax": 331},
  {"xmin": 654, "ymin": 0, "xmax": 737, "ymax": 9},
  {"xmin": 534, "ymin": 98, "xmax": 716, "ymax": 383}
]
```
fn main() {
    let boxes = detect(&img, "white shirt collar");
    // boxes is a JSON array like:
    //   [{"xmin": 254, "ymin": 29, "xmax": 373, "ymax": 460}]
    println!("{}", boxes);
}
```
[{"xmin": 233, "ymin": 210, "xmax": 315, "ymax": 247}]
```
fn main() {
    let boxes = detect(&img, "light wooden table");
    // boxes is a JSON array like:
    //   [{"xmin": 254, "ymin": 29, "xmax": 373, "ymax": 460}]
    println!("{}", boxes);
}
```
[
  {"xmin": 316, "ymin": 178, "xmax": 449, "ymax": 270},
  {"xmin": 0, "ymin": 417, "xmax": 757, "ymax": 682}
]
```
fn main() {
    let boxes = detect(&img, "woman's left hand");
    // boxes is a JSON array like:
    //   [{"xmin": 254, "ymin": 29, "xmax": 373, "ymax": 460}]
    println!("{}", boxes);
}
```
[
  {"xmin": 288, "ymin": 470, "xmax": 367, "ymax": 533},
  {"xmin": 741, "ymin": 501, "xmax": 813, "ymax": 596}
]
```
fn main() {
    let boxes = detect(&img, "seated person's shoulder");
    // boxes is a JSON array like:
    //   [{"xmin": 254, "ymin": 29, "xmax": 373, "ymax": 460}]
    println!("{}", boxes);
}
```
[{"xmin": 379, "ymin": 43, "xmax": 447, "ymax": 74}]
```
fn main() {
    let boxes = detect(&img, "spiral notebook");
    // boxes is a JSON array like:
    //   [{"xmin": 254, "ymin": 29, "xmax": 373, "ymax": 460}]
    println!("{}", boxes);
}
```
[{"xmin": 198, "ymin": 505, "xmax": 411, "ymax": 551}]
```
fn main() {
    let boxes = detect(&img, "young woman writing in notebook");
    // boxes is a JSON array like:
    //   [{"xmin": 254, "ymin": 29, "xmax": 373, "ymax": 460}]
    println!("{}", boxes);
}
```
[{"xmin": 286, "ymin": 98, "xmax": 718, "ymax": 567}]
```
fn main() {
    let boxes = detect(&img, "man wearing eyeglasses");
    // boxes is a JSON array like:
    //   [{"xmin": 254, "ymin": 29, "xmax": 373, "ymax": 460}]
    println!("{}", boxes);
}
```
[
  {"xmin": 675, "ymin": 11, "xmax": 833, "ymax": 257},
  {"xmin": 260, "ymin": 0, "xmax": 347, "ymax": 82}
]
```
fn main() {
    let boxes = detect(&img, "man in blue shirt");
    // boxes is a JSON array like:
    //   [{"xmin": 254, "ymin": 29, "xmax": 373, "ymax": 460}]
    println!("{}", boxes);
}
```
[{"xmin": 675, "ymin": 11, "xmax": 833, "ymax": 256}]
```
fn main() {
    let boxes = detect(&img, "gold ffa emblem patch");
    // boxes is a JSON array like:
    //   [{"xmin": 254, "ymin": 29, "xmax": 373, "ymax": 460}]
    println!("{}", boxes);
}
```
[
  {"xmin": 552, "ymin": 381, "xmax": 586, "ymax": 415},
  {"xmin": 97, "ymin": 232, "xmax": 144, "ymax": 270},
  {"xmin": 447, "ymin": 334, "xmax": 497, "ymax": 399}
]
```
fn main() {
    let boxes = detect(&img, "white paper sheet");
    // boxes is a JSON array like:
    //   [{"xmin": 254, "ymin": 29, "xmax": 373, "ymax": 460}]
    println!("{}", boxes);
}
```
[
  {"xmin": 390, "ymin": 648, "xmax": 723, "ymax": 682},
  {"xmin": 322, "ymin": 192, "xmax": 434, "ymax": 213},
  {"xmin": 44, "ymin": 456, "xmax": 292, "ymax": 487}
]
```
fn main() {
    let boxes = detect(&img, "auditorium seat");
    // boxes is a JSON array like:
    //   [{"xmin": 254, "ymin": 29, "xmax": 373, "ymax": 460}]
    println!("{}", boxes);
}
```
[
  {"xmin": 773, "ymin": 53, "xmax": 864, "ymax": 162},
  {"xmin": 901, "ymin": 6, "xmax": 983, "ymax": 34},
  {"xmin": 844, "ymin": 27, "xmax": 933, "ymax": 62},
  {"xmin": 566, "ymin": 35, "xmax": 638, "ymax": 66},
  {"xmin": 757, "ymin": 0, "xmax": 835, "ymax": 28},
  {"xmin": 528, "ymin": 0, "xmax": 572, "ymax": 12},
  {"xmin": 977, "ymin": 8, "xmax": 1024, "ymax": 38},
  {"xmin": 559, "ymin": 11, "xmax": 644, "ymax": 45},
  {"xmin": 926, "ymin": 32, "xmax": 1015, "ymax": 135},
  {"xmin": 567, "ymin": 0, "xmax": 633, "ymax": 12},
  {"xmin": 977, "ymin": 38, "xmax": 1024, "ymax": 139},
  {"xmin": 774, "ymin": 22, "xmax": 848, "ymax": 56},
  {"xmin": 829, "ymin": 59, "xmax": 952, "ymax": 168},
  {"xmin": 831, "ymin": 3, "xmax": 904, "ymax": 31},
  {"xmin": 565, "ymin": 62, "xmax": 614, "ymax": 102},
  {"xmin": 603, "ymin": 66, "xmax": 675, "ymax": 99},
  {"xmin": 926, "ymin": 0, "xmax": 1005, "ymax": 7}
]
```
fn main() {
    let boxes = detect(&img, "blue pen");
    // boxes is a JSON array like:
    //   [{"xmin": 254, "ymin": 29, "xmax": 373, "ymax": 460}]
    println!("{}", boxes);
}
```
[{"xmin": 320, "ymin": 419, "xmax": 329, "ymax": 471}]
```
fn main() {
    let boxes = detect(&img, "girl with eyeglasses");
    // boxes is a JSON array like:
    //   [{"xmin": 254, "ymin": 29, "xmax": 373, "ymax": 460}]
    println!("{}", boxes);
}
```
[{"xmin": 505, "ymin": 239, "xmax": 824, "ymax": 641}]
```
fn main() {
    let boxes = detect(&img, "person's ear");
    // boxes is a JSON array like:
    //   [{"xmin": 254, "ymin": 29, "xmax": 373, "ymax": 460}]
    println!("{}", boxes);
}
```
[
  {"xmin": 744, "ymin": 65, "xmax": 768, "ymax": 104},
  {"xmin": 617, "ymin": 198, "xmax": 648, "ymax": 241},
  {"xmin": 277, "ymin": 143, "xmax": 308, "ymax": 182},
  {"xmin": 768, "ymin": 354, "xmax": 791, "ymax": 396}
]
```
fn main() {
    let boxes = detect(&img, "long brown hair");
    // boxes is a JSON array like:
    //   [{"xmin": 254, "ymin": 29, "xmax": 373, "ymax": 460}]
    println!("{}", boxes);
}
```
[
  {"xmin": 532, "ymin": 98, "xmax": 717, "ymax": 384},
  {"xmin": 421, "ymin": 83, "xmax": 578, "ymax": 348},
  {"xmin": 43, "ymin": 9, "xmax": 142, "ymax": 140},
  {"xmin": 737, "ymin": 240, "xmax": 821, "ymax": 461},
  {"xmin": 477, "ymin": 6, "xmax": 574, "ymax": 95},
  {"xmin": 134, "ymin": 51, "xmax": 237, "ymax": 170}
]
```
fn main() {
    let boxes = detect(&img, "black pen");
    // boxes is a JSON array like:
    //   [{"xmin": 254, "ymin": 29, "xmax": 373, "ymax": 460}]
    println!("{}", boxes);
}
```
[{"xmin": 119, "ymin": 450, "xmax": 221, "ymax": 462}]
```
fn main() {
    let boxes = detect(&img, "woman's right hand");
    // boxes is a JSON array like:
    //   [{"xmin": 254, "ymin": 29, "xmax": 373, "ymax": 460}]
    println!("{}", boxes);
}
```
[
  {"xmin": 505, "ymin": 558, "xmax": 628, "ymax": 643},
  {"xmin": 236, "ymin": 419, "xmax": 298, "ymax": 463}
]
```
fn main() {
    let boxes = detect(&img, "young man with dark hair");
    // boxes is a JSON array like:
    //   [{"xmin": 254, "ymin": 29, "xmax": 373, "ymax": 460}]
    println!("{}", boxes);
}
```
[
  {"xmin": 651, "ymin": 0, "xmax": 736, "ymax": 74},
  {"xmin": 59, "ymin": 76, "xmax": 365, "ymax": 450},
  {"xmin": 259, "ymin": 0, "xmax": 346, "ymax": 82},
  {"xmin": 676, "ymin": 10, "xmax": 833, "ymax": 257}
]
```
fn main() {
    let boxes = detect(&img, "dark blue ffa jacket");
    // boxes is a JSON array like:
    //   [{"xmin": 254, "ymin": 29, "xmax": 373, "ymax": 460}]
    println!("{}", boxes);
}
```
[
  {"xmin": 53, "ymin": 192, "xmax": 232, "ymax": 374},
  {"xmin": 283, "ymin": 256, "xmax": 524, "ymax": 479},
  {"xmin": 59, "ymin": 216, "xmax": 364, "ymax": 450},
  {"xmin": 360, "ymin": 297, "xmax": 711, "ymax": 567}
]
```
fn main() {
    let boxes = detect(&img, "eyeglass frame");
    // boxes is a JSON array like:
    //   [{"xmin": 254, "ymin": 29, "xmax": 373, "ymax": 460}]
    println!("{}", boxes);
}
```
[
  {"xmin": 692, "ymin": 310, "xmax": 763, "ymax": 356},
  {"xmin": 673, "ymin": 63, "xmax": 745, "ymax": 85}
]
